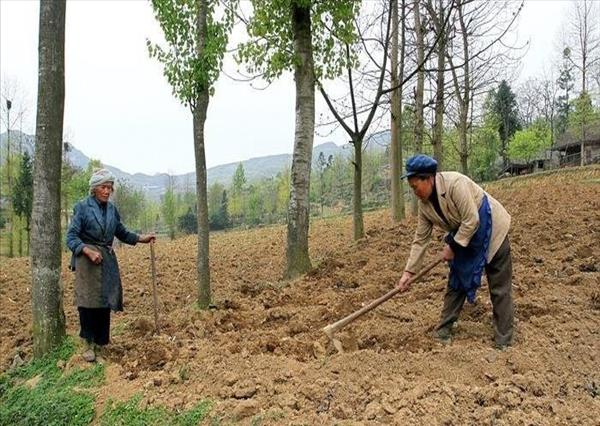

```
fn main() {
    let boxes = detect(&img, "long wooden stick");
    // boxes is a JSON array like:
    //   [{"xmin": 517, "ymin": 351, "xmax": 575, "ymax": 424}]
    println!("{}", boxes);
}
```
[
  {"xmin": 323, "ymin": 257, "xmax": 443, "ymax": 339},
  {"xmin": 150, "ymin": 240, "xmax": 160, "ymax": 334}
]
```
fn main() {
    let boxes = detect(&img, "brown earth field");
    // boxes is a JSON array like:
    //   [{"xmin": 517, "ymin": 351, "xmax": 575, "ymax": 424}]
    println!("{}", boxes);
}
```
[{"xmin": 1, "ymin": 166, "xmax": 599, "ymax": 424}]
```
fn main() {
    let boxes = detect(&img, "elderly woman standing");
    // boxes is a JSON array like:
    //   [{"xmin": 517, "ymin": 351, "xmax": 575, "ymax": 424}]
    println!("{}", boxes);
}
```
[{"xmin": 67, "ymin": 169, "xmax": 155, "ymax": 362}]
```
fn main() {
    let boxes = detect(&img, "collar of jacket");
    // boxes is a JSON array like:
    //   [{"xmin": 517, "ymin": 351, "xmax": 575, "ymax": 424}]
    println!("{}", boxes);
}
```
[
  {"xmin": 435, "ymin": 172, "xmax": 447, "ymax": 198},
  {"xmin": 420, "ymin": 172, "xmax": 452, "ymax": 229},
  {"xmin": 86, "ymin": 196, "xmax": 115, "ymax": 234}
]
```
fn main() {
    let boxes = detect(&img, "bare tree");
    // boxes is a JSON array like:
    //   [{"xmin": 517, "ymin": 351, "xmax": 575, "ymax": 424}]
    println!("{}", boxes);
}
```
[
  {"xmin": 567, "ymin": 0, "xmax": 600, "ymax": 94},
  {"xmin": 31, "ymin": 0, "xmax": 67, "ymax": 356},
  {"xmin": 445, "ymin": 0, "xmax": 524, "ymax": 175},
  {"xmin": 538, "ymin": 72, "xmax": 559, "ymax": 145},
  {"xmin": 318, "ymin": 0, "xmax": 453, "ymax": 237},
  {"xmin": 426, "ymin": 0, "xmax": 452, "ymax": 168},
  {"xmin": 1, "ymin": 77, "xmax": 30, "ymax": 258},
  {"xmin": 319, "ymin": 1, "xmax": 393, "ymax": 239},
  {"xmin": 389, "ymin": 0, "xmax": 406, "ymax": 221},
  {"xmin": 517, "ymin": 78, "xmax": 543, "ymax": 127}
]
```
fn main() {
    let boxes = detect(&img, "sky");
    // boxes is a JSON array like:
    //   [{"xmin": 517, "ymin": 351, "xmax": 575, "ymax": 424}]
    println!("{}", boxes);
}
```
[{"xmin": 0, "ymin": 0, "xmax": 570, "ymax": 175}]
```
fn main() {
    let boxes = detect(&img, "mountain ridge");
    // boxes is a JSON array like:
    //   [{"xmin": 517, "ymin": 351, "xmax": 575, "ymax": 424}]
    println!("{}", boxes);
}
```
[{"xmin": 0, "ymin": 130, "xmax": 389, "ymax": 199}]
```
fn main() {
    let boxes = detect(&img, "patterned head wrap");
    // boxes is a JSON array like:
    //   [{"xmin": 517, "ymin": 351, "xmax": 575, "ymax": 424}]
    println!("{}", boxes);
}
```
[{"xmin": 89, "ymin": 168, "xmax": 115, "ymax": 194}]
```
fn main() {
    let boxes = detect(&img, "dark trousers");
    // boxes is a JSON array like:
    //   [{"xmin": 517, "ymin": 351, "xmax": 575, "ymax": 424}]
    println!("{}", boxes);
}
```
[
  {"xmin": 436, "ymin": 236, "xmax": 514, "ymax": 346},
  {"xmin": 78, "ymin": 307, "xmax": 111, "ymax": 346}
]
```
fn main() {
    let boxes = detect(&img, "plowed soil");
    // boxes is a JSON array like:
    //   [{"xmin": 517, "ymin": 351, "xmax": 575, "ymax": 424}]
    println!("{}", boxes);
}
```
[{"xmin": 1, "ymin": 166, "xmax": 599, "ymax": 424}]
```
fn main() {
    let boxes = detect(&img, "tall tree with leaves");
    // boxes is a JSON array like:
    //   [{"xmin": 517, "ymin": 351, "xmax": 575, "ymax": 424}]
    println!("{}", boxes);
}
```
[
  {"xmin": 12, "ymin": 151, "xmax": 33, "ymax": 255},
  {"xmin": 569, "ymin": 91, "xmax": 598, "ymax": 166},
  {"xmin": 508, "ymin": 120, "xmax": 552, "ymax": 166},
  {"xmin": 30, "ymin": 0, "xmax": 67, "ymax": 356},
  {"xmin": 556, "ymin": 48, "xmax": 575, "ymax": 137},
  {"xmin": 315, "ymin": 151, "xmax": 332, "ymax": 216},
  {"xmin": 148, "ymin": 0, "xmax": 233, "ymax": 307},
  {"xmin": 493, "ymin": 80, "xmax": 520, "ymax": 168},
  {"xmin": 238, "ymin": 0, "xmax": 357, "ymax": 276},
  {"xmin": 229, "ymin": 162, "xmax": 246, "ymax": 223},
  {"xmin": 161, "ymin": 175, "xmax": 177, "ymax": 240}
]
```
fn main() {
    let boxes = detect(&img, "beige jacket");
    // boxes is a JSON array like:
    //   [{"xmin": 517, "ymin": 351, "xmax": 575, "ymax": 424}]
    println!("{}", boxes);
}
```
[{"xmin": 405, "ymin": 171, "xmax": 511, "ymax": 274}]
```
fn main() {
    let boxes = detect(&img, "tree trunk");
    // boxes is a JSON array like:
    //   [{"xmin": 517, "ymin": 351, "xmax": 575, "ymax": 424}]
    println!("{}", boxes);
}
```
[
  {"xmin": 31, "ymin": 0, "xmax": 67, "ymax": 357},
  {"xmin": 581, "ymin": 123, "xmax": 586, "ymax": 166},
  {"xmin": 194, "ymin": 0, "xmax": 211, "ymax": 308},
  {"xmin": 18, "ymin": 216, "xmax": 23, "ymax": 257},
  {"xmin": 414, "ymin": 0, "xmax": 425, "ymax": 155},
  {"xmin": 7, "ymin": 119, "xmax": 14, "ymax": 258},
  {"xmin": 457, "ymin": 0, "xmax": 470, "ymax": 175},
  {"xmin": 390, "ymin": 0, "xmax": 406, "ymax": 221},
  {"xmin": 26, "ymin": 219, "xmax": 30, "ymax": 256},
  {"xmin": 285, "ymin": 3, "xmax": 314, "ymax": 279},
  {"xmin": 412, "ymin": 0, "xmax": 425, "ymax": 215},
  {"xmin": 432, "ymin": 0, "xmax": 446, "ymax": 167},
  {"xmin": 352, "ymin": 139, "xmax": 364, "ymax": 239},
  {"xmin": 193, "ymin": 101, "xmax": 211, "ymax": 308},
  {"xmin": 459, "ymin": 111, "xmax": 469, "ymax": 174}
]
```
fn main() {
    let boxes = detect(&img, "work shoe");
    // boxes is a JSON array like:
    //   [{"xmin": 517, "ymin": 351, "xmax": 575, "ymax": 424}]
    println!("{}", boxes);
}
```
[
  {"xmin": 434, "ymin": 326, "xmax": 453, "ymax": 343},
  {"xmin": 494, "ymin": 340, "xmax": 512, "ymax": 351},
  {"xmin": 94, "ymin": 344, "xmax": 106, "ymax": 364},
  {"xmin": 81, "ymin": 340, "xmax": 96, "ymax": 362}
]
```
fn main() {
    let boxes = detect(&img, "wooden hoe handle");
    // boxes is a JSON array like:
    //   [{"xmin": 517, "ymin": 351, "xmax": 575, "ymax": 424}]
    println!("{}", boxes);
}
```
[
  {"xmin": 150, "ymin": 240, "xmax": 160, "ymax": 334},
  {"xmin": 323, "ymin": 257, "xmax": 443, "ymax": 337}
]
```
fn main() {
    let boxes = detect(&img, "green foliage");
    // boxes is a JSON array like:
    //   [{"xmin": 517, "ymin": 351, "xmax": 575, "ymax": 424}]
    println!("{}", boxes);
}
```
[
  {"xmin": 555, "ymin": 47, "xmax": 575, "ymax": 136},
  {"xmin": 62, "ymin": 158, "xmax": 102, "ymax": 211},
  {"xmin": 100, "ymin": 394, "xmax": 212, "ymax": 426},
  {"xmin": 229, "ymin": 163, "xmax": 247, "ymax": 222},
  {"xmin": 112, "ymin": 179, "xmax": 148, "ymax": 232},
  {"xmin": 138, "ymin": 200, "xmax": 161, "ymax": 234},
  {"xmin": 245, "ymin": 184, "xmax": 264, "ymax": 226},
  {"xmin": 178, "ymin": 207, "xmax": 198, "ymax": 234},
  {"xmin": 568, "ymin": 91, "xmax": 599, "ymax": 139},
  {"xmin": 470, "ymin": 124, "xmax": 501, "ymax": 182},
  {"xmin": 147, "ymin": 0, "xmax": 234, "ymax": 106},
  {"xmin": 274, "ymin": 167, "xmax": 290, "ymax": 216},
  {"xmin": 12, "ymin": 151, "xmax": 33, "ymax": 226},
  {"xmin": 493, "ymin": 80, "xmax": 521, "ymax": 157},
  {"xmin": 312, "ymin": 151, "xmax": 332, "ymax": 215},
  {"xmin": 208, "ymin": 183, "xmax": 229, "ymax": 230},
  {"xmin": 161, "ymin": 179, "xmax": 177, "ymax": 240},
  {"xmin": 508, "ymin": 120, "xmax": 552, "ymax": 163},
  {"xmin": 0, "ymin": 337, "xmax": 103, "ymax": 426},
  {"xmin": 236, "ymin": 0, "xmax": 359, "ymax": 81}
]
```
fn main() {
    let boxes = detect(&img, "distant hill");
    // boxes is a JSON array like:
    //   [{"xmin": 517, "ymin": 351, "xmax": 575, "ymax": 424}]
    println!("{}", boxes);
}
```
[{"xmin": 1, "ymin": 130, "xmax": 390, "ymax": 199}]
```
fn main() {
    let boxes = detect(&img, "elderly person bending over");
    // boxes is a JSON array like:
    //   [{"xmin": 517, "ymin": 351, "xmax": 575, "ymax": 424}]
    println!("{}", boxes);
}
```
[
  {"xmin": 67, "ymin": 169, "xmax": 155, "ymax": 362},
  {"xmin": 397, "ymin": 155, "xmax": 514, "ymax": 349}
]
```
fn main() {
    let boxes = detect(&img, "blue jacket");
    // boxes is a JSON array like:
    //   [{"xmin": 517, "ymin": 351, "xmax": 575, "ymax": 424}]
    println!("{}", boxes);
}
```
[{"xmin": 66, "ymin": 196, "xmax": 139, "ymax": 310}]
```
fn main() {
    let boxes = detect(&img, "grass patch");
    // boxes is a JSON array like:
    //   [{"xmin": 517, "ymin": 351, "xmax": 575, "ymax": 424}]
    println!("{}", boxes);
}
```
[
  {"xmin": 111, "ymin": 320, "xmax": 129, "ymax": 337},
  {"xmin": 0, "ymin": 337, "xmax": 104, "ymax": 426},
  {"xmin": 100, "ymin": 395, "xmax": 212, "ymax": 426}
]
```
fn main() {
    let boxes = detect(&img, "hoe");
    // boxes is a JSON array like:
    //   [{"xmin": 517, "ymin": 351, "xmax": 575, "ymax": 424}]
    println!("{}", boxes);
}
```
[{"xmin": 323, "ymin": 257, "xmax": 443, "ymax": 353}]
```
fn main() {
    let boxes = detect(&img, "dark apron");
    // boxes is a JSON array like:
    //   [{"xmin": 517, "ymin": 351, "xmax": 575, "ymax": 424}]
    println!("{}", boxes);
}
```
[
  {"xmin": 446, "ymin": 195, "xmax": 492, "ymax": 303},
  {"xmin": 74, "ymin": 244, "xmax": 123, "ymax": 311}
]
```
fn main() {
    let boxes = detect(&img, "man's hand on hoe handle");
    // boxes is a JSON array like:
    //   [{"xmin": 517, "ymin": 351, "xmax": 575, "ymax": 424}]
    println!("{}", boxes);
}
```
[
  {"xmin": 397, "ymin": 254, "xmax": 447, "ymax": 293},
  {"xmin": 397, "ymin": 270, "xmax": 415, "ymax": 292}
]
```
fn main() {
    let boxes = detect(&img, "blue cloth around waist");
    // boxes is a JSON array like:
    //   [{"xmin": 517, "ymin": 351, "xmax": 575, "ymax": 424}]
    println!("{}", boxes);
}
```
[{"xmin": 446, "ymin": 195, "xmax": 492, "ymax": 303}]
